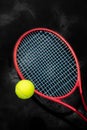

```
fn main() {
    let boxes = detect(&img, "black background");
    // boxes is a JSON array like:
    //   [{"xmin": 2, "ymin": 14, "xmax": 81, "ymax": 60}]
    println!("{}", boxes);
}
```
[{"xmin": 0, "ymin": 0, "xmax": 87, "ymax": 129}]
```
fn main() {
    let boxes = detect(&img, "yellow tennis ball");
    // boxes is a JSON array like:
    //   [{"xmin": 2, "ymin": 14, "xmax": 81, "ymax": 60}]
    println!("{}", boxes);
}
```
[{"xmin": 15, "ymin": 80, "xmax": 35, "ymax": 99}]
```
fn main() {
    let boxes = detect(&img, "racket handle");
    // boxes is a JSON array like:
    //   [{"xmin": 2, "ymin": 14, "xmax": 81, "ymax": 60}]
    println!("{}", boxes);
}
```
[
  {"xmin": 75, "ymin": 109, "xmax": 87, "ymax": 122},
  {"xmin": 54, "ymin": 99, "xmax": 87, "ymax": 122}
]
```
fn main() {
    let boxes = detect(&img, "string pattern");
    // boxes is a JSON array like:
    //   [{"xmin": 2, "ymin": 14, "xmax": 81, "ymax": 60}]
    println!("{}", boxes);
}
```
[{"xmin": 17, "ymin": 30, "xmax": 77, "ymax": 97}]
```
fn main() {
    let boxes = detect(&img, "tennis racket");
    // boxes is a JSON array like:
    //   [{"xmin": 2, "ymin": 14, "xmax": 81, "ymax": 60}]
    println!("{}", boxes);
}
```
[{"xmin": 13, "ymin": 28, "xmax": 87, "ymax": 122}]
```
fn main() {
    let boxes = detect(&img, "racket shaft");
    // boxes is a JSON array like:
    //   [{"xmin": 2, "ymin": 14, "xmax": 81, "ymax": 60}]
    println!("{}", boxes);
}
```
[{"xmin": 54, "ymin": 99, "xmax": 87, "ymax": 122}]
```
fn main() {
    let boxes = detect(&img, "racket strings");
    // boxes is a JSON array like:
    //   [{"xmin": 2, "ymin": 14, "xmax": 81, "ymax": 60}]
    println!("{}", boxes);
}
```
[{"xmin": 17, "ymin": 30, "xmax": 77, "ymax": 97}]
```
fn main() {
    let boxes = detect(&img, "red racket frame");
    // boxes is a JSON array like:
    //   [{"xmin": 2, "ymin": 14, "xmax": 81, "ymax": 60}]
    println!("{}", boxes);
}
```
[{"xmin": 13, "ymin": 28, "xmax": 87, "ymax": 122}]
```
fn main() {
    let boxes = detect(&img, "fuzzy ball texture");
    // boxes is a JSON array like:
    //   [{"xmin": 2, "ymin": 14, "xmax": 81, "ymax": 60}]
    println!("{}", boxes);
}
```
[{"xmin": 15, "ymin": 80, "xmax": 35, "ymax": 99}]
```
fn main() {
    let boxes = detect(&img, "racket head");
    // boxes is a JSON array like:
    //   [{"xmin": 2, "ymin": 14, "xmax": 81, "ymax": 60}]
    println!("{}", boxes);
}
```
[{"xmin": 13, "ymin": 28, "xmax": 80, "ymax": 100}]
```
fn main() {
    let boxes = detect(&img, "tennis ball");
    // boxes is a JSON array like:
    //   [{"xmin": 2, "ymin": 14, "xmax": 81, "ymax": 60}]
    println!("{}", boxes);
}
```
[{"xmin": 15, "ymin": 80, "xmax": 35, "ymax": 99}]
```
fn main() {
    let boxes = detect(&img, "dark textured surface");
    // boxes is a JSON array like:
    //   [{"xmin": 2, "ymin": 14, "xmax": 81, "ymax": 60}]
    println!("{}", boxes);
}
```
[{"xmin": 0, "ymin": 0, "xmax": 87, "ymax": 129}]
